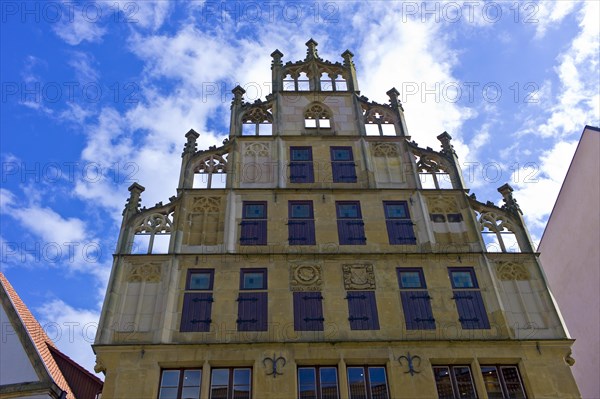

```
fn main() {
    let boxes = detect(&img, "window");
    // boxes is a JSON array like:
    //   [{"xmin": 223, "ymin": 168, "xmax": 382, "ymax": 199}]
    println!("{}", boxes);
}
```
[
  {"xmin": 298, "ymin": 366, "xmax": 339, "ymax": 399},
  {"xmin": 364, "ymin": 110, "xmax": 396, "ymax": 136},
  {"xmin": 383, "ymin": 201, "xmax": 416, "ymax": 245},
  {"xmin": 158, "ymin": 369, "xmax": 201, "ymax": 399},
  {"xmin": 345, "ymin": 291, "xmax": 379, "ymax": 330},
  {"xmin": 480, "ymin": 365, "xmax": 527, "ymax": 399},
  {"xmin": 347, "ymin": 366, "xmax": 389, "ymax": 399},
  {"xmin": 240, "ymin": 202, "xmax": 267, "ymax": 245},
  {"xmin": 180, "ymin": 269, "xmax": 214, "ymax": 332},
  {"xmin": 293, "ymin": 292, "xmax": 324, "ymax": 331},
  {"xmin": 288, "ymin": 201, "xmax": 316, "ymax": 245},
  {"xmin": 237, "ymin": 269, "xmax": 267, "ymax": 331},
  {"xmin": 289, "ymin": 147, "xmax": 315, "ymax": 183},
  {"xmin": 305, "ymin": 103, "xmax": 332, "ymax": 130},
  {"xmin": 336, "ymin": 201, "xmax": 366, "ymax": 245},
  {"xmin": 330, "ymin": 147, "xmax": 357, "ymax": 183},
  {"xmin": 241, "ymin": 107, "xmax": 273, "ymax": 136},
  {"xmin": 449, "ymin": 268, "xmax": 490, "ymax": 329},
  {"xmin": 210, "ymin": 368, "xmax": 251, "ymax": 399},
  {"xmin": 433, "ymin": 366, "xmax": 477, "ymax": 399},
  {"xmin": 397, "ymin": 268, "xmax": 435, "ymax": 330}
]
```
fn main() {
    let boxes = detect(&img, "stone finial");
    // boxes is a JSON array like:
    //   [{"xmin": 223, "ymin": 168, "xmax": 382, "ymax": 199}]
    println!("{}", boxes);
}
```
[
  {"xmin": 271, "ymin": 49, "xmax": 283, "ymax": 67},
  {"xmin": 182, "ymin": 129, "xmax": 200, "ymax": 156},
  {"xmin": 305, "ymin": 38, "xmax": 319, "ymax": 60},
  {"xmin": 231, "ymin": 85, "xmax": 245, "ymax": 106},
  {"xmin": 498, "ymin": 183, "xmax": 522, "ymax": 215},
  {"xmin": 437, "ymin": 131, "xmax": 456, "ymax": 156},
  {"xmin": 386, "ymin": 87, "xmax": 404, "ymax": 110},
  {"xmin": 123, "ymin": 183, "xmax": 145, "ymax": 216},
  {"xmin": 341, "ymin": 50, "xmax": 354, "ymax": 67}
]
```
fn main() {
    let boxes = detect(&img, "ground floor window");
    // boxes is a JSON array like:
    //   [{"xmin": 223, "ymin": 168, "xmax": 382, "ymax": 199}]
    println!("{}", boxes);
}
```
[
  {"xmin": 209, "ymin": 368, "xmax": 251, "ymax": 399},
  {"xmin": 347, "ymin": 366, "xmax": 389, "ymax": 399},
  {"xmin": 158, "ymin": 369, "xmax": 201, "ymax": 399},
  {"xmin": 433, "ymin": 365, "xmax": 477, "ymax": 399},
  {"xmin": 480, "ymin": 365, "xmax": 527, "ymax": 398},
  {"xmin": 298, "ymin": 366, "xmax": 339, "ymax": 399}
]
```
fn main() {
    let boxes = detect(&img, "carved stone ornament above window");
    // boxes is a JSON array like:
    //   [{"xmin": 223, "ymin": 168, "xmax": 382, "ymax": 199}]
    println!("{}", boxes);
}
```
[
  {"xmin": 244, "ymin": 142, "xmax": 271, "ymax": 157},
  {"xmin": 496, "ymin": 262, "xmax": 530, "ymax": 280},
  {"xmin": 290, "ymin": 264, "xmax": 322, "ymax": 291},
  {"xmin": 372, "ymin": 142, "xmax": 400, "ymax": 157},
  {"xmin": 191, "ymin": 196, "xmax": 221, "ymax": 213},
  {"xmin": 125, "ymin": 262, "xmax": 162, "ymax": 283},
  {"xmin": 427, "ymin": 196, "xmax": 458, "ymax": 214},
  {"xmin": 342, "ymin": 264, "xmax": 376, "ymax": 290}
]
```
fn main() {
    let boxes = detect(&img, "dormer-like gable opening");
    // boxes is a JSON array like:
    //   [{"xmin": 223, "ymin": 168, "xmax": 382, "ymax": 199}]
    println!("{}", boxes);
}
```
[
  {"xmin": 364, "ymin": 107, "xmax": 397, "ymax": 136},
  {"xmin": 304, "ymin": 102, "xmax": 332, "ymax": 130},
  {"xmin": 241, "ymin": 107, "xmax": 273, "ymax": 136},
  {"xmin": 320, "ymin": 71, "xmax": 348, "ymax": 92}
]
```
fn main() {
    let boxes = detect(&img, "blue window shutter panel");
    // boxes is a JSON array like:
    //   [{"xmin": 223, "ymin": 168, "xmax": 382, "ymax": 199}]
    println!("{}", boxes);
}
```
[
  {"xmin": 386, "ymin": 220, "xmax": 416, "ymax": 245},
  {"xmin": 400, "ymin": 291, "xmax": 435, "ymax": 330},
  {"xmin": 180, "ymin": 293, "xmax": 213, "ymax": 332},
  {"xmin": 347, "ymin": 291, "xmax": 379, "ymax": 330},
  {"xmin": 293, "ymin": 292, "xmax": 324, "ymax": 331},
  {"xmin": 237, "ymin": 292, "xmax": 268, "ymax": 331},
  {"xmin": 288, "ymin": 220, "xmax": 316, "ymax": 245},
  {"xmin": 337, "ymin": 220, "xmax": 366, "ymax": 245},
  {"xmin": 453, "ymin": 290, "xmax": 490, "ymax": 329}
]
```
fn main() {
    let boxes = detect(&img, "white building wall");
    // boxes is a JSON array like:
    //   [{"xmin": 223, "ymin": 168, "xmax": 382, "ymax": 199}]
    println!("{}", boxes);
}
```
[{"xmin": 0, "ymin": 304, "xmax": 40, "ymax": 385}]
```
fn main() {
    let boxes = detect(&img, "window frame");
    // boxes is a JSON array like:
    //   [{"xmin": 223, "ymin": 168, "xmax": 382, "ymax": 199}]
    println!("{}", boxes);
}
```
[
  {"xmin": 448, "ymin": 267, "xmax": 490, "ymax": 329},
  {"xmin": 397, "ymin": 268, "xmax": 436, "ymax": 330},
  {"xmin": 346, "ymin": 365, "xmax": 390, "ymax": 399},
  {"xmin": 239, "ymin": 268, "xmax": 268, "ymax": 290},
  {"xmin": 330, "ymin": 146, "xmax": 357, "ymax": 183},
  {"xmin": 289, "ymin": 146, "xmax": 315, "ymax": 183},
  {"xmin": 336, "ymin": 201, "xmax": 366, "ymax": 245},
  {"xmin": 432, "ymin": 365, "xmax": 478, "ymax": 399},
  {"xmin": 480, "ymin": 365, "xmax": 527, "ymax": 399},
  {"xmin": 209, "ymin": 367, "xmax": 252, "ymax": 399},
  {"xmin": 186, "ymin": 268, "xmax": 215, "ymax": 291},
  {"xmin": 157, "ymin": 368, "xmax": 202, "ymax": 399},
  {"xmin": 383, "ymin": 201, "xmax": 417, "ymax": 245},
  {"xmin": 288, "ymin": 200, "xmax": 316, "ymax": 245},
  {"xmin": 240, "ymin": 201, "xmax": 268, "ymax": 246},
  {"xmin": 297, "ymin": 366, "xmax": 340, "ymax": 399}
]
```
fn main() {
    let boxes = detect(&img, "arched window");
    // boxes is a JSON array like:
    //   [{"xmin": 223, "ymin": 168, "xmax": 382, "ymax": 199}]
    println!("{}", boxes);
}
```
[
  {"xmin": 415, "ymin": 154, "xmax": 453, "ymax": 189},
  {"xmin": 193, "ymin": 154, "xmax": 228, "ymax": 189},
  {"xmin": 241, "ymin": 107, "xmax": 273, "ymax": 136},
  {"xmin": 304, "ymin": 103, "xmax": 332, "ymax": 130},
  {"xmin": 365, "ymin": 108, "xmax": 397, "ymax": 136},
  {"xmin": 131, "ymin": 211, "xmax": 173, "ymax": 254},
  {"xmin": 476, "ymin": 210, "xmax": 521, "ymax": 253}
]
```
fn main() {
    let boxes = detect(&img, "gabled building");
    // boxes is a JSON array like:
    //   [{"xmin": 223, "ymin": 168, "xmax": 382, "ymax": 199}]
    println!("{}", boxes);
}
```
[
  {"xmin": 539, "ymin": 125, "xmax": 600, "ymax": 399},
  {"xmin": 93, "ymin": 40, "xmax": 580, "ymax": 398},
  {"xmin": 0, "ymin": 272, "xmax": 103, "ymax": 399}
]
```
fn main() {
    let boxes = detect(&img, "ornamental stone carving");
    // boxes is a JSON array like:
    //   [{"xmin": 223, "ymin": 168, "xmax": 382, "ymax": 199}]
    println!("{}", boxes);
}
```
[
  {"xmin": 290, "ymin": 264, "xmax": 322, "ymax": 291},
  {"xmin": 496, "ymin": 262, "xmax": 530, "ymax": 280},
  {"xmin": 343, "ymin": 264, "xmax": 375, "ymax": 290},
  {"xmin": 125, "ymin": 262, "xmax": 162, "ymax": 283},
  {"xmin": 427, "ymin": 196, "xmax": 458, "ymax": 214},
  {"xmin": 191, "ymin": 196, "xmax": 221, "ymax": 213},
  {"xmin": 244, "ymin": 142, "xmax": 271, "ymax": 157},
  {"xmin": 372, "ymin": 142, "xmax": 400, "ymax": 157}
]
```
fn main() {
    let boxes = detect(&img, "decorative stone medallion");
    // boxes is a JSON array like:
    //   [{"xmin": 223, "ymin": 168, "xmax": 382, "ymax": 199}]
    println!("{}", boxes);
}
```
[
  {"xmin": 342, "ymin": 264, "xmax": 375, "ymax": 290},
  {"xmin": 290, "ymin": 264, "xmax": 322, "ymax": 291},
  {"xmin": 125, "ymin": 262, "xmax": 162, "ymax": 283},
  {"xmin": 496, "ymin": 261, "xmax": 530, "ymax": 281}
]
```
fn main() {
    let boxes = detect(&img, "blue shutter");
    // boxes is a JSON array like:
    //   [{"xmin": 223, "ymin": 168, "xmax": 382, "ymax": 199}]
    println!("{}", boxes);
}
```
[
  {"xmin": 346, "ymin": 291, "xmax": 379, "ymax": 330},
  {"xmin": 289, "ymin": 220, "xmax": 316, "ymax": 245},
  {"xmin": 337, "ymin": 220, "xmax": 366, "ymax": 245},
  {"xmin": 453, "ymin": 290, "xmax": 490, "ymax": 329},
  {"xmin": 293, "ymin": 292, "xmax": 324, "ymax": 331},
  {"xmin": 290, "ymin": 147, "xmax": 314, "ymax": 183},
  {"xmin": 237, "ymin": 292, "xmax": 268, "ymax": 331},
  {"xmin": 400, "ymin": 291, "xmax": 435, "ymax": 330},
  {"xmin": 180, "ymin": 293, "xmax": 213, "ymax": 332},
  {"xmin": 331, "ymin": 147, "xmax": 357, "ymax": 183},
  {"xmin": 240, "ymin": 202, "xmax": 267, "ymax": 245},
  {"xmin": 386, "ymin": 220, "xmax": 416, "ymax": 244}
]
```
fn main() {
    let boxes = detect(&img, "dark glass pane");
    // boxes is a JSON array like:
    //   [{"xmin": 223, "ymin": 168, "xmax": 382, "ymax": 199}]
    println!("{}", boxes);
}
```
[
  {"xmin": 447, "ymin": 213, "xmax": 463, "ymax": 222},
  {"xmin": 243, "ymin": 272, "xmax": 264, "ymax": 289},
  {"xmin": 244, "ymin": 204, "xmax": 266, "ymax": 218},
  {"xmin": 451, "ymin": 271, "xmax": 475, "ymax": 288},
  {"xmin": 433, "ymin": 367, "xmax": 455, "ymax": 399},
  {"xmin": 233, "ymin": 387, "xmax": 251, "ymax": 399},
  {"xmin": 399, "ymin": 271, "xmax": 423, "ymax": 288},
  {"xmin": 299, "ymin": 368, "xmax": 317, "ymax": 399},
  {"xmin": 291, "ymin": 148, "xmax": 311, "ymax": 161},
  {"xmin": 481, "ymin": 366, "xmax": 503, "ymax": 399},
  {"xmin": 291, "ymin": 203, "xmax": 312, "ymax": 218},
  {"xmin": 337, "ymin": 204, "xmax": 359, "ymax": 218},
  {"xmin": 431, "ymin": 213, "xmax": 446, "ymax": 222},
  {"xmin": 181, "ymin": 386, "xmax": 200, "ymax": 399},
  {"xmin": 233, "ymin": 369, "xmax": 251, "ymax": 386},
  {"xmin": 159, "ymin": 387, "xmax": 178, "ymax": 399},
  {"xmin": 189, "ymin": 272, "xmax": 211, "ymax": 290},
  {"xmin": 384, "ymin": 203, "xmax": 408, "ymax": 218},
  {"xmin": 320, "ymin": 367, "xmax": 338, "ymax": 385},
  {"xmin": 501, "ymin": 366, "xmax": 527, "ymax": 398},
  {"xmin": 332, "ymin": 149, "xmax": 351, "ymax": 161},
  {"xmin": 161, "ymin": 370, "xmax": 180, "ymax": 387},
  {"xmin": 210, "ymin": 387, "xmax": 228, "ymax": 399},
  {"xmin": 211, "ymin": 369, "xmax": 229, "ymax": 386},
  {"xmin": 369, "ymin": 367, "xmax": 389, "ymax": 399},
  {"xmin": 453, "ymin": 366, "xmax": 476, "ymax": 398},
  {"xmin": 183, "ymin": 370, "xmax": 201, "ymax": 386},
  {"xmin": 347, "ymin": 367, "xmax": 367, "ymax": 399}
]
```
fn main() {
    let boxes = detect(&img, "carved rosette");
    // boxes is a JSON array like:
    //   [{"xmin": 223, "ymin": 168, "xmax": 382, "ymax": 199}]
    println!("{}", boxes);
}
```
[
  {"xmin": 290, "ymin": 264, "xmax": 322, "ymax": 291},
  {"xmin": 343, "ymin": 264, "xmax": 375, "ymax": 290},
  {"xmin": 244, "ymin": 142, "xmax": 271, "ymax": 157},
  {"xmin": 495, "ymin": 262, "xmax": 530, "ymax": 280},
  {"xmin": 125, "ymin": 262, "xmax": 162, "ymax": 283}
]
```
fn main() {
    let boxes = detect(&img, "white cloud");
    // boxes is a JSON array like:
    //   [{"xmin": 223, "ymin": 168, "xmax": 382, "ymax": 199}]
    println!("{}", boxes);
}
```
[
  {"xmin": 534, "ymin": 0, "xmax": 579, "ymax": 39},
  {"xmin": 52, "ymin": 3, "xmax": 107, "ymax": 45},
  {"xmin": 68, "ymin": 51, "xmax": 99, "ymax": 83},
  {"xmin": 36, "ymin": 299, "xmax": 101, "ymax": 377}
]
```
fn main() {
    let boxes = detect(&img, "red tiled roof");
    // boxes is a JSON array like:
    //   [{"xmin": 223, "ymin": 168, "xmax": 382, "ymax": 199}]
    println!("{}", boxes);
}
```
[{"xmin": 0, "ymin": 272, "xmax": 75, "ymax": 398}]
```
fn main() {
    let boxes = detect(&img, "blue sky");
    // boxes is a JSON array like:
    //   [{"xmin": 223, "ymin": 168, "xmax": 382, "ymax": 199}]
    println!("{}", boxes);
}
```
[{"xmin": 1, "ymin": 1, "xmax": 598, "ymax": 375}]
